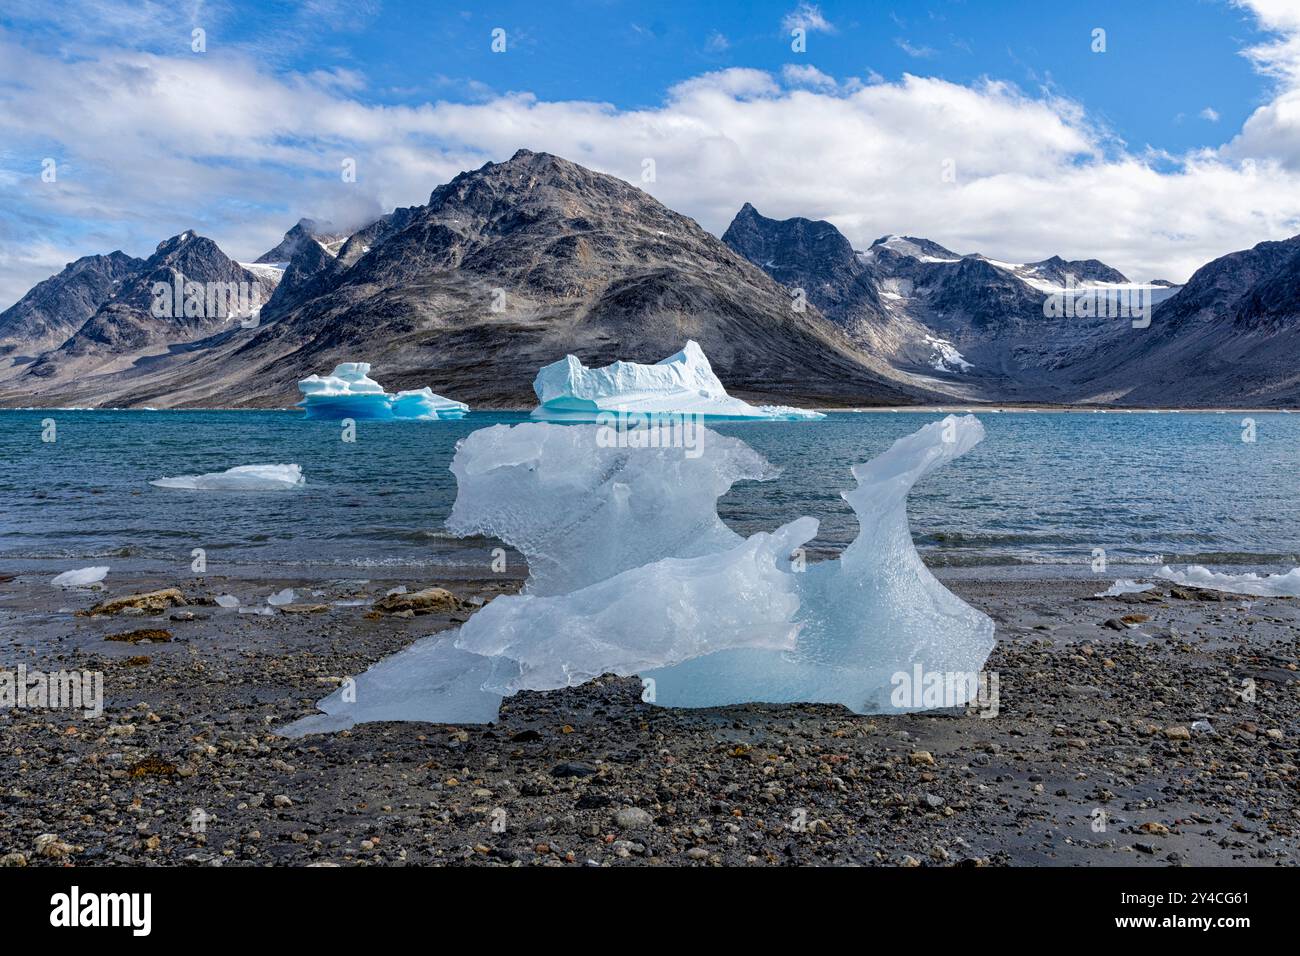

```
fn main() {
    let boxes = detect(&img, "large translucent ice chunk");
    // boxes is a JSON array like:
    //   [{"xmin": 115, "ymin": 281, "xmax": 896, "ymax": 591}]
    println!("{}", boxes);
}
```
[
  {"xmin": 454, "ymin": 517, "xmax": 817, "ymax": 694},
  {"xmin": 298, "ymin": 362, "xmax": 468, "ymax": 420},
  {"xmin": 1157, "ymin": 564, "xmax": 1300, "ymax": 597},
  {"xmin": 150, "ymin": 463, "xmax": 304, "ymax": 490},
  {"xmin": 284, "ymin": 415, "xmax": 995, "ymax": 732},
  {"xmin": 530, "ymin": 340, "xmax": 824, "ymax": 422},
  {"xmin": 445, "ymin": 421, "xmax": 776, "ymax": 595},
  {"xmin": 644, "ymin": 416, "xmax": 994, "ymax": 713}
]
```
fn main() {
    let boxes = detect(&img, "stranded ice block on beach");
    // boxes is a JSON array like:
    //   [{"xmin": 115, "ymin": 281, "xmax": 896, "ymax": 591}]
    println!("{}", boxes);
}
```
[
  {"xmin": 1157, "ymin": 564, "xmax": 1300, "ymax": 597},
  {"xmin": 282, "ymin": 415, "xmax": 994, "ymax": 735},
  {"xmin": 297, "ymin": 363, "xmax": 469, "ymax": 421},
  {"xmin": 51, "ymin": 566, "xmax": 109, "ymax": 588},
  {"xmin": 529, "ymin": 340, "xmax": 824, "ymax": 422}
]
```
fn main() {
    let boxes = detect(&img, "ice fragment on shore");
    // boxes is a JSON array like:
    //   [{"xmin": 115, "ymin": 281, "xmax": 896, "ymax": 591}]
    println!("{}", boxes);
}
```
[
  {"xmin": 285, "ymin": 415, "xmax": 993, "ymax": 732},
  {"xmin": 1157, "ymin": 564, "xmax": 1300, "ymax": 597},
  {"xmin": 280, "ymin": 635, "xmax": 510, "ymax": 735},
  {"xmin": 646, "ymin": 415, "xmax": 994, "ymax": 712},
  {"xmin": 51, "ymin": 566, "xmax": 108, "ymax": 588},
  {"xmin": 267, "ymin": 588, "xmax": 295, "ymax": 606},
  {"xmin": 1096, "ymin": 579, "xmax": 1155, "ymax": 597}
]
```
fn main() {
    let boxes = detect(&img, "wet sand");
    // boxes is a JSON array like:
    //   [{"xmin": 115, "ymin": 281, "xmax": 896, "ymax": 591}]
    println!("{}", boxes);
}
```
[{"xmin": 0, "ymin": 567, "xmax": 1296, "ymax": 866}]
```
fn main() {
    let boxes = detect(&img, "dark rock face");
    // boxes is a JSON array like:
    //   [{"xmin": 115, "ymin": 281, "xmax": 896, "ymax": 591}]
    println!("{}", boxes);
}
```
[
  {"xmin": 724, "ymin": 210, "xmax": 1138, "ymax": 394},
  {"xmin": 1061, "ymin": 236, "xmax": 1300, "ymax": 406},
  {"xmin": 0, "ymin": 252, "xmax": 142, "ymax": 356},
  {"xmin": 25, "ymin": 232, "xmax": 265, "ymax": 380},
  {"xmin": 1026, "ymin": 256, "xmax": 1129, "ymax": 286},
  {"xmin": 263, "ymin": 236, "xmax": 336, "ymax": 314},
  {"xmin": 918, "ymin": 258, "xmax": 1046, "ymax": 335},
  {"xmin": 1167, "ymin": 237, "xmax": 1300, "ymax": 330},
  {"xmin": 1234, "ymin": 245, "xmax": 1300, "ymax": 330},
  {"xmin": 721, "ymin": 203, "xmax": 887, "ymax": 321}
]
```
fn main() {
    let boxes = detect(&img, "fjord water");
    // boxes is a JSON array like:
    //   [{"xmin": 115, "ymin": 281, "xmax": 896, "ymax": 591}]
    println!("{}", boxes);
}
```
[{"xmin": 1, "ymin": 409, "xmax": 1296, "ymax": 579}]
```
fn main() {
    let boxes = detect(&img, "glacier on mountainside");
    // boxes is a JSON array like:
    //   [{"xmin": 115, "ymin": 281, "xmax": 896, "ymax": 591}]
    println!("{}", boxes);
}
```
[
  {"xmin": 150, "ymin": 463, "xmax": 305, "ymax": 490},
  {"xmin": 1157, "ymin": 564, "xmax": 1300, "ymax": 597},
  {"xmin": 529, "ymin": 340, "xmax": 825, "ymax": 422},
  {"xmin": 297, "ymin": 363, "xmax": 469, "ymax": 420},
  {"xmin": 281, "ymin": 415, "xmax": 993, "ymax": 735}
]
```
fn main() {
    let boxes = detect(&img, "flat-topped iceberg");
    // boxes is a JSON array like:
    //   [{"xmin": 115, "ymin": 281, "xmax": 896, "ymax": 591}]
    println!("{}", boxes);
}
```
[
  {"xmin": 282, "ymin": 414, "xmax": 993, "ymax": 735},
  {"xmin": 298, "ymin": 363, "xmax": 468, "ymax": 421},
  {"xmin": 150, "ymin": 463, "xmax": 304, "ymax": 490},
  {"xmin": 530, "ymin": 340, "xmax": 824, "ymax": 422}
]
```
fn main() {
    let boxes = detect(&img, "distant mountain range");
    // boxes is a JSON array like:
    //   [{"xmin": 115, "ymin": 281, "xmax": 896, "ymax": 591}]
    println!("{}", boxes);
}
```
[{"xmin": 1, "ymin": 149, "xmax": 1297, "ymax": 408}]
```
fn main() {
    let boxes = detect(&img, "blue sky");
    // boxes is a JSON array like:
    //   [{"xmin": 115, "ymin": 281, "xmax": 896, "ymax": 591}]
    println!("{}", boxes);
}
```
[
  {"xmin": 308, "ymin": 0, "xmax": 1271, "ymax": 154},
  {"xmin": 2, "ymin": 0, "xmax": 1300, "ymax": 305}
]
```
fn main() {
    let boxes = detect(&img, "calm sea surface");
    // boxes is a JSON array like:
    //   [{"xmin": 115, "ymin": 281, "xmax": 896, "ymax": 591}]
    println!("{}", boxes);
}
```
[{"xmin": 1, "ymin": 409, "xmax": 1297, "ymax": 580}]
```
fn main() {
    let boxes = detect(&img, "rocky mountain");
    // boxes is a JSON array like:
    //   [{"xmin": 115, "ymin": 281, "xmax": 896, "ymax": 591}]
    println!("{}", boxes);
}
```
[
  {"xmin": 0, "ymin": 151, "xmax": 934, "ymax": 409},
  {"xmin": 4, "ymin": 151, "xmax": 1296, "ymax": 409},
  {"xmin": 1026, "ymin": 255, "xmax": 1128, "ymax": 287},
  {"xmin": 724, "ymin": 207, "xmax": 1167, "ymax": 402},
  {"xmin": 262, "ymin": 234, "xmax": 335, "ymax": 313},
  {"xmin": 21, "ymin": 232, "xmax": 272, "ymax": 383},
  {"xmin": 1059, "ymin": 236, "xmax": 1300, "ymax": 405},
  {"xmin": 254, "ymin": 218, "xmax": 346, "ymax": 264},
  {"xmin": 0, "ymin": 251, "xmax": 141, "ymax": 357},
  {"xmin": 261, "ymin": 206, "xmax": 422, "ymax": 317}
]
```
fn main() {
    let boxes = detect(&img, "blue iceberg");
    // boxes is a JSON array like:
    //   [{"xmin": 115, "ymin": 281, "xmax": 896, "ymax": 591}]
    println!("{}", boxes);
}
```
[{"xmin": 297, "ymin": 363, "xmax": 469, "ymax": 420}]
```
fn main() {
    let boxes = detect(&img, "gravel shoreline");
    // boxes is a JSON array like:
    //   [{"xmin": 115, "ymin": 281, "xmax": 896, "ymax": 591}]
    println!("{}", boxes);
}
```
[{"xmin": 1, "ymin": 569, "xmax": 1296, "ymax": 866}]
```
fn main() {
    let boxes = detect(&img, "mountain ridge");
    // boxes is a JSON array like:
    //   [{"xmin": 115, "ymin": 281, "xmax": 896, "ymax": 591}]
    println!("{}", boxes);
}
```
[{"xmin": 1, "ymin": 152, "xmax": 1296, "ymax": 409}]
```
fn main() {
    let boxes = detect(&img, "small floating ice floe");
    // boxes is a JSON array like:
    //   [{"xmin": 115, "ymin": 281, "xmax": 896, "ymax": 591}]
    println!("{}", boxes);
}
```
[
  {"xmin": 51, "ymin": 566, "xmax": 109, "ymax": 588},
  {"xmin": 1095, "ymin": 579, "xmax": 1155, "ymax": 597},
  {"xmin": 1157, "ymin": 564, "xmax": 1300, "ymax": 597},
  {"xmin": 150, "ymin": 464, "xmax": 305, "ymax": 491},
  {"xmin": 529, "ymin": 340, "xmax": 825, "ymax": 422},
  {"xmin": 297, "ymin": 363, "xmax": 468, "ymax": 421}
]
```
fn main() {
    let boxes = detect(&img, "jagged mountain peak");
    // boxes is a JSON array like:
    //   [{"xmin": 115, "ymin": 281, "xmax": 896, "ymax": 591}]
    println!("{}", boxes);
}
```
[
  {"xmin": 0, "ymin": 250, "xmax": 144, "ymax": 356},
  {"xmin": 155, "ymin": 230, "xmax": 201, "ymax": 254},
  {"xmin": 255, "ymin": 218, "xmax": 346, "ymax": 264},
  {"xmin": 869, "ymin": 234, "xmax": 963, "ymax": 262},
  {"xmin": 1026, "ymin": 255, "xmax": 1129, "ymax": 286},
  {"xmin": 722, "ymin": 204, "xmax": 857, "ymax": 262}
]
